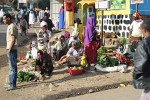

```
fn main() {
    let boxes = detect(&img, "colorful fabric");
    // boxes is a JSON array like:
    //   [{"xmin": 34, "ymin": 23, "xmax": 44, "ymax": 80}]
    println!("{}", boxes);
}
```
[
  {"xmin": 64, "ymin": 31, "xmax": 70, "ymax": 39},
  {"xmin": 84, "ymin": 41, "xmax": 99, "ymax": 64},
  {"xmin": 59, "ymin": 6, "xmax": 65, "ymax": 29},
  {"xmin": 84, "ymin": 17, "xmax": 96, "ymax": 46}
]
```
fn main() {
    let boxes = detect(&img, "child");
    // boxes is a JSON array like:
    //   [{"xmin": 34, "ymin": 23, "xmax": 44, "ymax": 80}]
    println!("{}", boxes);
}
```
[{"xmin": 20, "ymin": 15, "xmax": 28, "ymax": 36}]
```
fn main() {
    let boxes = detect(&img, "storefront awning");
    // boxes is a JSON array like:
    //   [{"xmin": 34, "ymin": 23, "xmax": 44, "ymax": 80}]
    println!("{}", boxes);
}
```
[{"xmin": 77, "ymin": 0, "xmax": 95, "ymax": 5}]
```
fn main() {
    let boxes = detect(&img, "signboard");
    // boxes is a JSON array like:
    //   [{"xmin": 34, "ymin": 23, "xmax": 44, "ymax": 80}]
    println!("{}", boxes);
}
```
[
  {"xmin": 18, "ymin": 0, "xmax": 27, "ymax": 3},
  {"xmin": 95, "ymin": 1, "xmax": 110, "ymax": 9},
  {"xmin": 110, "ymin": 0, "xmax": 126, "ymax": 10},
  {"xmin": 95, "ymin": 1, "xmax": 99, "ymax": 9},
  {"xmin": 131, "ymin": 0, "xmax": 144, "ymax": 4}
]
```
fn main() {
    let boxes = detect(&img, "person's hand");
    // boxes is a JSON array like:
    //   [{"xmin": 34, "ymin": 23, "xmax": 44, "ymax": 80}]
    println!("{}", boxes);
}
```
[{"xmin": 6, "ymin": 49, "xmax": 11, "ymax": 54}]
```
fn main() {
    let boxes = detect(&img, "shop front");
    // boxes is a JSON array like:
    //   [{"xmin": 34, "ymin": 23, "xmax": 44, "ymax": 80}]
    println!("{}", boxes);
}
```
[{"xmin": 77, "ymin": 0, "xmax": 96, "ymax": 25}]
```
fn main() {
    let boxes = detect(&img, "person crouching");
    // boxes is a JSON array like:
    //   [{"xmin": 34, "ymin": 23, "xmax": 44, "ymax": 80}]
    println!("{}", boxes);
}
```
[{"xmin": 35, "ymin": 46, "xmax": 54, "ymax": 78}]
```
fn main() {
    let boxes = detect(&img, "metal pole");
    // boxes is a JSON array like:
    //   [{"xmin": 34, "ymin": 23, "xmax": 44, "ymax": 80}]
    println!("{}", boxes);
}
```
[
  {"xmin": 101, "ymin": 10, "xmax": 104, "ymax": 45},
  {"xmin": 136, "ymin": 3, "xmax": 138, "ymax": 12}
]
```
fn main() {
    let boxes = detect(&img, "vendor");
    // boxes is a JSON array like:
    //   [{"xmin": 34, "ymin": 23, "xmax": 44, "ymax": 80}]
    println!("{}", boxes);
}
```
[
  {"xmin": 35, "ymin": 46, "xmax": 53, "ymax": 76},
  {"xmin": 130, "ymin": 12, "xmax": 143, "ymax": 47},
  {"xmin": 56, "ymin": 41, "xmax": 83, "ymax": 66},
  {"xmin": 53, "ymin": 35, "xmax": 68, "ymax": 61},
  {"xmin": 105, "ymin": 38, "xmax": 131, "ymax": 65}
]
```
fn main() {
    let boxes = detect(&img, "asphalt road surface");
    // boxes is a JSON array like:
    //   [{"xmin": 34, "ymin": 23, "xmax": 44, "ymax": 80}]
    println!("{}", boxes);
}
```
[{"xmin": 62, "ymin": 85, "xmax": 143, "ymax": 100}]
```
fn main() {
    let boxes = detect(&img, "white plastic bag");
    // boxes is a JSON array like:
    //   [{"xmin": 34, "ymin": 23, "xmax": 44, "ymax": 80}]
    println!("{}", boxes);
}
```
[{"xmin": 95, "ymin": 64, "xmax": 127, "ymax": 72}]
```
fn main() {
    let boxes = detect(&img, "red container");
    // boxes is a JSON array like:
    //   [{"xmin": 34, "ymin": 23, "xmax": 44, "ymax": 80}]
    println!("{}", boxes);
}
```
[{"xmin": 68, "ymin": 68, "xmax": 83, "ymax": 76}]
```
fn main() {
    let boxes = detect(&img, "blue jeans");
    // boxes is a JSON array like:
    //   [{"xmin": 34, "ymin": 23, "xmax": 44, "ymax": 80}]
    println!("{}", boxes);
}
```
[{"xmin": 7, "ymin": 49, "xmax": 17, "ymax": 88}]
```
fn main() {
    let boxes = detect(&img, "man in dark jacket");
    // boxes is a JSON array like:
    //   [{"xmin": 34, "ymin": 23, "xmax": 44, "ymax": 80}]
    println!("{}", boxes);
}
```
[
  {"xmin": 133, "ymin": 19, "xmax": 150, "ymax": 100},
  {"xmin": 44, "ymin": 12, "xmax": 54, "ymax": 33}
]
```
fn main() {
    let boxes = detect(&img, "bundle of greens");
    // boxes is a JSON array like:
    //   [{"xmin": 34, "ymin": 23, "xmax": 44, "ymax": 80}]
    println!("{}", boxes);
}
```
[
  {"xmin": 97, "ymin": 55, "xmax": 119, "ymax": 68},
  {"xmin": 17, "ymin": 71, "xmax": 35, "ymax": 82},
  {"xmin": 97, "ymin": 46, "xmax": 107, "ymax": 56}
]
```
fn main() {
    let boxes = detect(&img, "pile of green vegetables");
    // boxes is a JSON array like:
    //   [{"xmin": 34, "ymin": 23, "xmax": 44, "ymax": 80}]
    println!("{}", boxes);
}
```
[
  {"xmin": 30, "ymin": 60, "xmax": 36, "ymax": 67},
  {"xmin": 97, "ymin": 46, "xmax": 119, "ymax": 68},
  {"xmin": 17, "ymin": 71, "xmax": 35, "ymax": 82}
]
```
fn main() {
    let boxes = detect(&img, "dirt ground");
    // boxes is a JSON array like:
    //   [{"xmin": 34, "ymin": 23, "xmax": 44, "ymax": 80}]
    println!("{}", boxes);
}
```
[
  {"xmin": 0, "ymin": 53, "xmax": 133, "ymax": 100},
  {"xmin": 0, "ymin": 29, "xmax": 133, "ymax": 100}
]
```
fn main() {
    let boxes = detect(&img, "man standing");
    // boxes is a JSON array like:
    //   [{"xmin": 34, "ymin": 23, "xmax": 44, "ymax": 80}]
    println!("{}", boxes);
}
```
[
  {"xmin": 133, "ymin": 19, "xmax": 150, "ymax": 100},
  {"xmin": 3, "ymin": 13, "xmax": 18, "ymax": 90},
  {"xmin": 39, "ymin": 9, "xmax": 45, "ymax": 22},
  {"xmin": 44, "ymin": 12, "xmax": 54, "ymax": 33}
]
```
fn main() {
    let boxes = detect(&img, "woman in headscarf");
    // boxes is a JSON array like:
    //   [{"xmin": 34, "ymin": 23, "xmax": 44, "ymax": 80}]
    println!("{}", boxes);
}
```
[
  {"xmin": 29, "ymin": 10, "xmax": 36, "ymax": 28},
  {"xmin": 59, "ymin": 6, "xmax": 65, "ymax": 29},
  {"xmin": 84, "ymin": 17, "xmax": 100, "ymax": 65}
]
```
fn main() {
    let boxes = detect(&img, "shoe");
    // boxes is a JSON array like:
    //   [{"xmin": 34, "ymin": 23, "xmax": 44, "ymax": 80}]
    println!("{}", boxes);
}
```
[{"xmin": 6, "ymin": 87, "xmax": 16, "ymax": 91}]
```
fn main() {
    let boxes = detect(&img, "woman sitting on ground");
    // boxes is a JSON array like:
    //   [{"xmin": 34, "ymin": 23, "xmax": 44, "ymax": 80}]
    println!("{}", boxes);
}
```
[{"xmin": 56, "ymin": 41, "xmax": 83, "ymax": 66}]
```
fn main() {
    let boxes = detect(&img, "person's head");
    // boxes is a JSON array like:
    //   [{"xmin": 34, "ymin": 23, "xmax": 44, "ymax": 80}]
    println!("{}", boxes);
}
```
[
  {"xmin": 140, "ymin": 19, "xmax": 150, "ymax": 37},
  {"xmin": 44, "ymin": 12, "xmax": 49, "ymax": 19},
  {"xmin": 58, "ymin": 35, "xmax": 65, "ymax": 42},
  {"xmin": 40, "ymin": 21, "xmax": 47, "ymax": 31},
  {"xmin": 75, "ymin": 18, "xmax": 81, "ymax": 24},
  {"xmin": 72, "ymin": 41, "xmax": 77, "ymax": 49},
  {"xmin": 133, "ymin": 12, "xmax": 141, "ymax": 20},
  {"xmin": 3, "ymin": 13, "xmax": 12, "ymax": 25}
]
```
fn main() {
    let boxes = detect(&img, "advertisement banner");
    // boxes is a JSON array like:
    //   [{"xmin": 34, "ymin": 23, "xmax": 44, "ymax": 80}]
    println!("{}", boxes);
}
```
[
  {"xmin": 19, "ymin": 0, "xmax": 27, "ymax": 3},
  {"xmin": 131, "ymin": 0, "xmax": 144, "ymax": 4}
]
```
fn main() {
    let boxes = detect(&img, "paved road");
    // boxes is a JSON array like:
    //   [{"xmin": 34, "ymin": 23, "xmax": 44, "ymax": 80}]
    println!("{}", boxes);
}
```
[{"xmin": 62, "ymin": 85, "xmax": 143, "ymax": 100}]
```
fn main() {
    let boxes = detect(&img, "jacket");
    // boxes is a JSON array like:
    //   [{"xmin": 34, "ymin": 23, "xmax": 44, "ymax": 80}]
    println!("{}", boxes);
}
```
[{"xmin": 133, "ymin": 35, "xmax": 150, "ymax": 89}]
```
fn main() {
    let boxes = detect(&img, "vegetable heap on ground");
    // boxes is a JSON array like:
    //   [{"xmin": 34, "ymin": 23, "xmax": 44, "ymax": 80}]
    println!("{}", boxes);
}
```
[
  {"xmin": 97, "ymin": 46, "xmax": 119, "ymax": 68},
  {"xmin": 17, "ymin": 71, "xmax": 35, "ymax": 82}
]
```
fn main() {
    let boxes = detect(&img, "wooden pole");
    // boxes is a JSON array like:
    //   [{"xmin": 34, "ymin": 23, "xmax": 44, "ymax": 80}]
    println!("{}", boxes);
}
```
[{"xmin": 101, "ymin": 10, "xmax": 104, "ymax": 45}]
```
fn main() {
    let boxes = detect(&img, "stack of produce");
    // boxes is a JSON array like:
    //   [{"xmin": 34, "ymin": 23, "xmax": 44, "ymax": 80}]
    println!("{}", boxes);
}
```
[
  {"xmin": 17, "ymin": 71, "xmax": 35, "ymax": 82},
  {"xmin": 97, "ymin": 46, "xmax": 119, "ymax": 68}
]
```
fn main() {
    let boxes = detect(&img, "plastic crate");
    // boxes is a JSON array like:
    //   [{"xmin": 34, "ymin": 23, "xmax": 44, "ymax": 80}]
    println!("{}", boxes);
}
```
[{"xmin": 68, "ymin": 68, "xmax": 83, "ymax": 76}]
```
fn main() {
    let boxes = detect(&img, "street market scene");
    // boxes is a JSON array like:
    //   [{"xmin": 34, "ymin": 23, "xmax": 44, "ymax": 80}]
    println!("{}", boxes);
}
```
[{"xmin": 0, "ymin": 0, "xmax": 150, "ymax": 100}]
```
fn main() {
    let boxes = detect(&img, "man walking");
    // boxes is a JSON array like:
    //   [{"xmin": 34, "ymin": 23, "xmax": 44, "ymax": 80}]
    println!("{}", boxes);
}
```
[
  {"xmin": 3, "ymin": 13, "xmax": 18, "ymax": 90},
  {"xmin": 133, "ymin": 19, "xmax": 150, "ymax": 100}
]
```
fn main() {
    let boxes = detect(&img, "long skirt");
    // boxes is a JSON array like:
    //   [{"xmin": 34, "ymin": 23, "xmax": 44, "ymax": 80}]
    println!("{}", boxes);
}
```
[{"xmin": 84, "ymin": 41, "xmax": 100, "ymax": 64}]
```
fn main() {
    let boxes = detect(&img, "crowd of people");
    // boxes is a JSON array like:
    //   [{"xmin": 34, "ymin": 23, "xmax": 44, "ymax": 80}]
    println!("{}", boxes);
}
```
[{"xmin": 4, "ymin": 6, "xmax": 150, "ymax": 100}]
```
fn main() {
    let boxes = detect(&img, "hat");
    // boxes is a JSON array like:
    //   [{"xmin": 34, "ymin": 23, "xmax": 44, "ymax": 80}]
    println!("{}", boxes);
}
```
[
  {"xmin": 133, "ymin": 12, "xmax": 140, "ymax": 17},
  {"xmin": 32, "ymin": 41, "xmax": 37, "ymax": 45},
  {"xmin": 31, "ymin": 41, "xmax": 37, "ymax": 47},
  {"xmin": 40, "ymin": 21, "xmax": 47, "ymax": 27}
]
